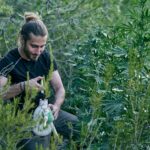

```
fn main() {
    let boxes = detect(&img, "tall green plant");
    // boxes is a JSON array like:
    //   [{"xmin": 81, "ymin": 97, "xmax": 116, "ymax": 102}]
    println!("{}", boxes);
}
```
[
  {"xmin": 62, "ymin": 0, "xmax": 150, "ymax": 149},
  {"xmin": 108, "ymin": 0, "xmax": 150, "ymax": 149}
]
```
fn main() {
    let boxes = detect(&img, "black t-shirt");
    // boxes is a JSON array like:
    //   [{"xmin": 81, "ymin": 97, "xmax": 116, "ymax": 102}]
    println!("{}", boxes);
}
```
[{"xmin": 0, "ymin": 48, "xmax": 57, "ymax": 107}]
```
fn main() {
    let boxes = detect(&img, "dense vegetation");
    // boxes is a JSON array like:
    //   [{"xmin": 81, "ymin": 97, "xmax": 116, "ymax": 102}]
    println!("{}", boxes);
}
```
[{"xmin": 0, "ymin": 0, "xmax": 150, "ymax": 149}]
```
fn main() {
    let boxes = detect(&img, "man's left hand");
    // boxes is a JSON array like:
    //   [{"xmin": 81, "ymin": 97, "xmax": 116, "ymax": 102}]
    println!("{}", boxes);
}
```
[{"xmin": 48, "ymin": 104, "xmax": 60, "ymax": 119}]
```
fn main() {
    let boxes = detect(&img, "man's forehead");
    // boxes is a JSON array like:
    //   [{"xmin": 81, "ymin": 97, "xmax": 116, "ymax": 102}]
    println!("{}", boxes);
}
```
[
  {"xmin": 29, "ymin": 33, "xmax": 47, "ymax": 41},
  {"xmin": 28, "ymin": 33, "xmax": 47, "ymax": 45}
]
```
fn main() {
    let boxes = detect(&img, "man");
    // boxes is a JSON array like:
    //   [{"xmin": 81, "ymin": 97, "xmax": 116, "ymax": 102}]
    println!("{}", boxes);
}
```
[{"xmin": 0, "ymin": 12, "xmax": 79, "ymax": 150}]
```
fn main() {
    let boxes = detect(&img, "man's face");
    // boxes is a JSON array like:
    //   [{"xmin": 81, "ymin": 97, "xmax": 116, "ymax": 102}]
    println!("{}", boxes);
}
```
[{"xmin": 23, "ymin": 33, "xmax": 47, "ymax": 61}]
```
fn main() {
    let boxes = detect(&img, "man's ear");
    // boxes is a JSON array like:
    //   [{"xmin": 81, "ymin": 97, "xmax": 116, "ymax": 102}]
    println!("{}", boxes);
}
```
[{"xmin": 20, "ymin": 35, "xmax": 25, "ymax": 48}]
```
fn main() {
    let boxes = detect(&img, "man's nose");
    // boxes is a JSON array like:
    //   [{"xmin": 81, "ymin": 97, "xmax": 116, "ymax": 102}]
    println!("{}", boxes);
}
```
[{"xmin": 35, "ymin": 47, "xmax": 42, "ymax": 55}]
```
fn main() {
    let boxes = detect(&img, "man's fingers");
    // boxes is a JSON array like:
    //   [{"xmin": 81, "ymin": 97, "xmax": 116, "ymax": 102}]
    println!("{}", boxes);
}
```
[
  {"xmin": 48, "ymin": 104, "xmax": 53, "ymax": 110},
  {"xmin": 48, "ymin": 104, "xmax": 59, "ymax": 119},
  {"xmin": 34, "ymin": 76, "xmax": 44, "ymax": 90},
  {"xmin": 48, "ymin": 104, "xmax": 56, "ymax": 114},
  {"xmin": 35, "ymin": 76, "xmax": 44, "ymax": 81},
  {"xmin": 48, "ymin": 104, "xmax": 53, "ymax": 107},
  {"xmin": 36, "ymin": 83, "xmax": 44, "ymax": 91}
]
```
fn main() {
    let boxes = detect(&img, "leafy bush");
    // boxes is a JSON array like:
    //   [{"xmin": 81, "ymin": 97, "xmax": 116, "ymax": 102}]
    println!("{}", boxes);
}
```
[{"xmin": 0, "ymin": 0, "xmax": 150, "ymax": 149}]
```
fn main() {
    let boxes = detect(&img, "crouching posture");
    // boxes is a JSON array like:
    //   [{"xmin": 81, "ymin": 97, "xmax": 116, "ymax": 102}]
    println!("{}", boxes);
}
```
[{"xmin": 0, "ymin": 12, "xmax": 79, "ymax": 150}]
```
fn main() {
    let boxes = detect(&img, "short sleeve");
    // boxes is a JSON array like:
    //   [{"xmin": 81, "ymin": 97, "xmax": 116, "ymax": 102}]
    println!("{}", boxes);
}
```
[
  {"xmin": 43, "ymin": 50, "xmax": 58, "ymax": 71},
  {"xmin": 0, "ymin": 56, "xmax": 10, "ymax": 77},
  {"xmin": 53, "ymin": 59, "xmax": 57, "ymax": 71}
]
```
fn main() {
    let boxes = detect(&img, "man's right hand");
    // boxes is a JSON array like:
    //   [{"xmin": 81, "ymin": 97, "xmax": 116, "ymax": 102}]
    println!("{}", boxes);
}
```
[{"xmin": 25, "ymin": 76, "xmax": 44, "ymax": 91}]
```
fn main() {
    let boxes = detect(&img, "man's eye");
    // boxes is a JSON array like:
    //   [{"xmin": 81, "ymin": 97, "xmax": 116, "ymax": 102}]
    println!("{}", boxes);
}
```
[
  {"xmin": 31, "ymin": 45, "xmax": 45, "ymax": 48},
  {"xmin": 40, "ymin": 45, "xmax": 45, "ymax": 48},
  {"xmin": 31, "ymin": 45, "xmax": 37, "ymax": 48}
]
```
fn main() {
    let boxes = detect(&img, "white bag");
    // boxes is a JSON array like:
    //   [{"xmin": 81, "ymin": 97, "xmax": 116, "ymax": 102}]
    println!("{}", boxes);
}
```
[{"xmin": 33, "ymin": 99, "xmax": 56, "ymax": 136}]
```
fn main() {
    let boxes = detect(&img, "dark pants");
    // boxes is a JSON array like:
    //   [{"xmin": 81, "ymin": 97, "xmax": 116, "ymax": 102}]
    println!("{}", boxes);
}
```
[{"xmin": 17, "ymin": 110, "xmax": 79, "ymax": 150}]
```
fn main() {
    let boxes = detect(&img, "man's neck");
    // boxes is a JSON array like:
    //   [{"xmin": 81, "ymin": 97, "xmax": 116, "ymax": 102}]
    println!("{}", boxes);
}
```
[{"xmin": 18, "ymin": 47, "xmax": 30, "ymax": 61}]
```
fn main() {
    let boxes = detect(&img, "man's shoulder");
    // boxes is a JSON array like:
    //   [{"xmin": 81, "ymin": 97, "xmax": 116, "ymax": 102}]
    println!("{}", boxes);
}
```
[
  {"xmin": 1, "ymin": 48, "xmax": 18, "ymax": 60},
  {"xmin": 0, "ymin": 48, "xmax": 20, "ymax": 76},
  {"xmin": 7, "ymin": 48, "xmax": 18, "ymax": 58},
  {"xmin": 41, "ymin": 49, "xmax": 50, "ymax": 57},
  {"xmin": 39, "ymin": 50, "xmax": 50, "ymax": 62}
]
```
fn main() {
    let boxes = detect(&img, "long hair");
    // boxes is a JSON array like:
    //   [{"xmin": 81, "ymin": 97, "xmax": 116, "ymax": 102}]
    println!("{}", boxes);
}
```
[{"xmin": 18, "ymin": 12, "xmax": 48, "ymax": 47}]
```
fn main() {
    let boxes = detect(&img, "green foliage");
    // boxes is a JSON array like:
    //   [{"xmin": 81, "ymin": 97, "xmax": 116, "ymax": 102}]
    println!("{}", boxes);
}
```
[
  {"xmin": 62, "ymin": 0, "xmax": 150, "ymax": 149},
  {"xmin": 0, "ymin": 0, "xmax": 13, "ymax": 17},
  {"xmin": 0, "ymin": 98, "xmax": 34, "ymax": 150},
  {"xmin": 0, "ymin": 0, "xmax": 150, "ymax": 149}
]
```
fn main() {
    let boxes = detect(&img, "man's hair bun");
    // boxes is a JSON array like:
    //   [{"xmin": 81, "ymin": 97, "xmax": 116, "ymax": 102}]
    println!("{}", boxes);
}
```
[{"xmin": 24, "ymin": 12, "xmax": 40, "ymax": 22}]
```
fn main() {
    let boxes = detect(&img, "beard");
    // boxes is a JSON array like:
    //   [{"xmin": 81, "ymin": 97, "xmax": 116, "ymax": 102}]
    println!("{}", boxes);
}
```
[{"xmin": 23, "ymin": 47, "xmax": 39, "ymax": 61}]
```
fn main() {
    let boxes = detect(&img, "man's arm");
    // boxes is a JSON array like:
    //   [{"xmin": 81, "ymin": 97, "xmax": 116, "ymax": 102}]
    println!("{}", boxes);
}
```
[
  {"xmin": 49, "ymin": 70, "xmax": 65, "ymax": 119},
  {"xmin": 0, "ymin": 76, "xmax": 44, "ymax": 100},
  {"xmin": 0, "ymin": 76, "xmax": 22, "ymax": 100}
]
